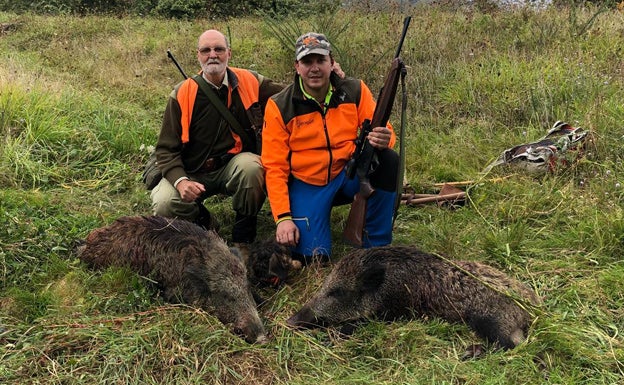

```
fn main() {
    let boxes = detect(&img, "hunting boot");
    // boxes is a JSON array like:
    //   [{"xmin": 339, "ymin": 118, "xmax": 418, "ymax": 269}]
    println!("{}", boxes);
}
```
[
  {"xmin": 194, "ymin": 202, "xmax": 219, "ymax": 233},
  {"xmin": 231, "ymin": 212, "xmax": 257, "ymax": 262}
]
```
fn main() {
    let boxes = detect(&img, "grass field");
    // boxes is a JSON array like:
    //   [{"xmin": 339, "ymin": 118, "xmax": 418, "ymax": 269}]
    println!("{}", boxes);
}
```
[{"xmin": 1, "ymin": 3, "xmax": 624, "ymax": 384}]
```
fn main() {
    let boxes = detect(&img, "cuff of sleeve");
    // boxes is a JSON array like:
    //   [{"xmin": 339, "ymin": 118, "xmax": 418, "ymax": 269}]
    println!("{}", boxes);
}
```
[
  {"xmin": 173, "ymin": 176, "xmax": 189, "ymax": 188},
  {"xmin": 276, "ymin": 215, "xmax": 292, "ymax": 225}
]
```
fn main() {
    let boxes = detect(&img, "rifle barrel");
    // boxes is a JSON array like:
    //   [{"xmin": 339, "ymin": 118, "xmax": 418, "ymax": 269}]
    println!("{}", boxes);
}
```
[
  {"xmin": 167, "ymin": 49, "xmax": 188, "ymax": 79},
  {"xmin": 393, "ymin": 16, "xmax": 412, "ymax": 59}
]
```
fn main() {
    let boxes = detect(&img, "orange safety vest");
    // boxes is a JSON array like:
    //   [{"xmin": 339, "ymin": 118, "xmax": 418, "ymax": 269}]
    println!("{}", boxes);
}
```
[{"xmin": 175, "ymin": 68, "xmax": 261, "ymax": 145}]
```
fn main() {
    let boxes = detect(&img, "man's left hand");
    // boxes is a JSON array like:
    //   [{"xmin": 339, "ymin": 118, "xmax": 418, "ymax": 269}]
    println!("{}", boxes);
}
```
[
  {"xmin": 367, "ymin": 126, "xmax": 392, "ymax": 149},
  {"xmin": 333, "ymin": 62, "xmax": 345, "ymax": 78}
]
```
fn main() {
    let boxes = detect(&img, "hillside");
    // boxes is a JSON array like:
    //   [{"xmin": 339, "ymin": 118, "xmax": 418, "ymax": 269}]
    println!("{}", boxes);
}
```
[{"xmin": 1, "ymin": 5, "xmax": 624, "ymax": 384}]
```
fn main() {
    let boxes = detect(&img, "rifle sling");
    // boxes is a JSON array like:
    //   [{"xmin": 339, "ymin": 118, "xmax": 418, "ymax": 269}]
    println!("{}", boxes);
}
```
[
  {"xmin": 191, "ymin": 74, "xmax": 253, "ymax": 146},
  {"xmin": 393, "ymin": 63, "xmax": 408, "ymax": 224}
]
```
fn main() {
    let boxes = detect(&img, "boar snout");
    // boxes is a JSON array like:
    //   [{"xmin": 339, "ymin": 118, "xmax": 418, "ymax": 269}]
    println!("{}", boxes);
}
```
[
  {"xmin": 234, "ymin": 320, "xmax": 268, "ymax": 344},
  {"xmin": 286, "ymin": 306, "xmax": 324, "ymax": 329},
  {"xmin": 230, "ymin": 307, "xmax": 268, "ymax": 344}
]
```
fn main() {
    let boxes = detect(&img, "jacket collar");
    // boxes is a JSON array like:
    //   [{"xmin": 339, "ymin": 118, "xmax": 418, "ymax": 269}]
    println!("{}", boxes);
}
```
[
  {"xmin": 292, "ymin": 71, "xmax": 343, "ymax": 106},
  {"xmin": 226, "ymin": 67, "xmax": 239, "ymax": 90}
]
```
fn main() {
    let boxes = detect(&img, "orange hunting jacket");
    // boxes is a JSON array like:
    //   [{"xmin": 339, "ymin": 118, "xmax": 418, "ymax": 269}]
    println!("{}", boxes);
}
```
[{"xmin": 262, "ymin": 73, "xmax": 396, "ymax": 221}]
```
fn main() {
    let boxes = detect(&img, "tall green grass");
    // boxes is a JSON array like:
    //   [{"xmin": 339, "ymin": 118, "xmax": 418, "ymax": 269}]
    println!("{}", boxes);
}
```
[{"xmin": 1, "ymin": 4, "xmax": 624, "ymax": 384}]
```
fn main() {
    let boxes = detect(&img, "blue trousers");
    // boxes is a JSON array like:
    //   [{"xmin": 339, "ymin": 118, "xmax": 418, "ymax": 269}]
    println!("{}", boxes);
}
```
[{"xmin": 289, "ymin": 168, "xmax": 396, "ymax": 258}]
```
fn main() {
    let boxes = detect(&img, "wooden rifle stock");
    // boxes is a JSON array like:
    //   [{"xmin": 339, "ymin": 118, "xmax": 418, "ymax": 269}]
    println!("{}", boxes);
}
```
[
  {"xmin": 343, "ymin": 191, "xmax": 368, "ymax": 247},
  {"xmin": 343, "ymin": 17, "xmax": 411, "ymax": 247}
]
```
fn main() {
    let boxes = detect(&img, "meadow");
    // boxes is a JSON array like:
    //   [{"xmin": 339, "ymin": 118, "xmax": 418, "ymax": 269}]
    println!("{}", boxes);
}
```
[{"xmin": 1, "ymin": 3, "xmax": 624, "ymax": 384}]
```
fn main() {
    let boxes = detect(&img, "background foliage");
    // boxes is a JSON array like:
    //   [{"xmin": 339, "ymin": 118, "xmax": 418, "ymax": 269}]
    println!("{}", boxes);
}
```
[
  {"xmin": 1, "ymin": 2, "xmax": 624, "ymax": 384},
  {"xmin": 0, "ymin": 0, "xmax": 342, "ymax": 18}
]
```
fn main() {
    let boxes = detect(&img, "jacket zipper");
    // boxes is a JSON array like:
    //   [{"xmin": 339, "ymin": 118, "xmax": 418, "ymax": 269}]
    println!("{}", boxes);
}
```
[{"xmin": 321, "ymin": 112, "xmax": 333, "ymax": 184}]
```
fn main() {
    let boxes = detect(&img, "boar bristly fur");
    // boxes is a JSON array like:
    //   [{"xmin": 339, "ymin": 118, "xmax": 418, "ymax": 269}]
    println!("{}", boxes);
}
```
[
  {"xmin": 77, "ymin": 215, "xmax": 266, "ymax": 344},
  {"xmin": 246, "ymin": 239, "xmax": 302, "ymax": 288},
  {"xmin": 287, "ymin": 246, "xmax": 540, "ymax": 350}
]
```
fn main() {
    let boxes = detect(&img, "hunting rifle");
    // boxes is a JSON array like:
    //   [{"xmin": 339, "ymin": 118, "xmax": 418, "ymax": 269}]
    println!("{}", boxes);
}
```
[
  {"xmin": 343, "ymin": 16, "xmax": 411, "ymax": 247},
  {"xmin": 167, "ymin": 49, "xmax": 188, "ymax": 79}
]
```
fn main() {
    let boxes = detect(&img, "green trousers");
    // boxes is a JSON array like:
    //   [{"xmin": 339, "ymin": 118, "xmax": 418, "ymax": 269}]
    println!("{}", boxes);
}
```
[{"xmin": 150, "ymin": 152, "xmax": 266, "ymax": 221}]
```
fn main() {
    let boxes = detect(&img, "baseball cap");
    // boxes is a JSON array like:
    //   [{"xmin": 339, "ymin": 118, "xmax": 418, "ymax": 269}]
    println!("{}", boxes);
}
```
[{"xmin": 295, "ymin": 32, "xmax": 331, "ymax": 61}]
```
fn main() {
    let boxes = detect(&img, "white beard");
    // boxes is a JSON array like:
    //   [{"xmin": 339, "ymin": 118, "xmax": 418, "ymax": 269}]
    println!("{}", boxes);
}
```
[{"xmin": 201, "ymin": 60, "xmax": 226, "ymax": 77}]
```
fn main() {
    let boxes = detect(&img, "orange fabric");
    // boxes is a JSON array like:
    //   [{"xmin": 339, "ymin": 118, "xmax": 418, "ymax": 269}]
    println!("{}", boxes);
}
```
[
  {"xmin": 226, "ymin": 68, "xmax": 260, "ymax": 154},
  {"xmin": 176, "ymin": 68, "xmax": 260, "ymax": 146},
  {"xmin": 262, "ymin": 79, "xmax": 395, "ymax": 221},
  {"xmin": 228, "ymin": 132, "xmax": 242, "ymax": 154},
  {"xmin": 230, "ymin": 68, "xmax": 260, "ymax": 109},
  {"xmin": 177, "ymin": 79, "xmax": 198, "ymax": 144}
]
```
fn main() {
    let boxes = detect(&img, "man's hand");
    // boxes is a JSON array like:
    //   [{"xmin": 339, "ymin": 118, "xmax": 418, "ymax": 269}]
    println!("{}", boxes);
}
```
[
  {"xmin": 332, "ymin": 62, "xmax": 345, "ymax": 78},
  {"xmin": 367, "ymin": 126, "xmax": 392, "ymax": 149},
  {"xmin": 176, "ymin": 179, "xmax": 206, "ymax": 202},
  {"xmin": 276, "ymin": 219, "xmax": 299, "ymax": 247}
]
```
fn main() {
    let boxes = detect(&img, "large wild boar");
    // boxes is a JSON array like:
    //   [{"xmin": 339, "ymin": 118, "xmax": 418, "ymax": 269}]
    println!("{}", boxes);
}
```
[
  {"xmin": 287, "ymin": 246, "xmax": 540, "ymax": 351},
  {"xmin": 77, "ymin": 215, "xmax": 267, "ymax": 344}
]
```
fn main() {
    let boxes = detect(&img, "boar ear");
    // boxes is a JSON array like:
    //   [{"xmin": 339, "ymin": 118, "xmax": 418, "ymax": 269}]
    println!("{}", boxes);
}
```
[{"xmin": 359, "ymin": 264, "xmax": 386, "ymax": 293}]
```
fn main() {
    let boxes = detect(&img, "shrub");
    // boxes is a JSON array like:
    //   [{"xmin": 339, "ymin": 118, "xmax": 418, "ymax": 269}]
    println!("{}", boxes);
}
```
[{"xmin": 0, "ymin": 0, "xmax": 341, "ymax": 18}]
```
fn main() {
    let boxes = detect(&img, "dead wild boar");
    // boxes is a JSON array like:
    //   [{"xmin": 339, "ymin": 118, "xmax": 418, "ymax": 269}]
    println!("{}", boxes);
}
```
[
  {"xmin": 244, "ymin": 239, "xmax": 302, "ymax": 288},
  {"xmin": 287, "ymin": 246, "xmax": 540, "ymax": 351},
  {"xmin": 77, "ymin": 215, "xmax": 267, "ymax": 344}
]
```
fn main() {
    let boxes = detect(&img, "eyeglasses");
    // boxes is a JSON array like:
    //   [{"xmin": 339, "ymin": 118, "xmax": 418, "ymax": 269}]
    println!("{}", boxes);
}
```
[{"xmin": 198, "ymin": 46, "xmax": 228, "ymax": 55}]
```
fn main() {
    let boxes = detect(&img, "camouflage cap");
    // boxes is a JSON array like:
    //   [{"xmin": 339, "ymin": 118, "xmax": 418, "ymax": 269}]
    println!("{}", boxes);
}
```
[{"xmin": 295, "ymin": 32, "xmax": 331, "ymax": 61}]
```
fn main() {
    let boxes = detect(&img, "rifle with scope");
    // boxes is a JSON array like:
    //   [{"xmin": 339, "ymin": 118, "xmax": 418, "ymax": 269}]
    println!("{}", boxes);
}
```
[{"xmin": 343, "ymin": 16, "xmax": 411, "ymax": 247}]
